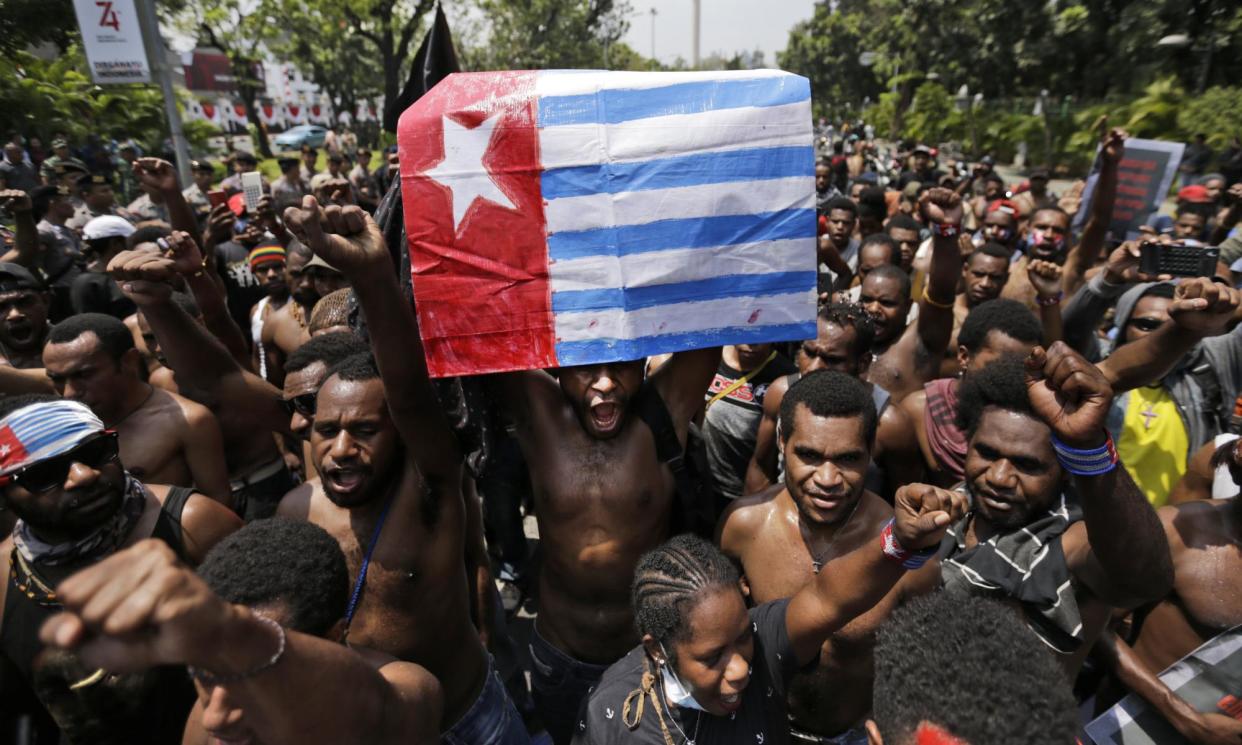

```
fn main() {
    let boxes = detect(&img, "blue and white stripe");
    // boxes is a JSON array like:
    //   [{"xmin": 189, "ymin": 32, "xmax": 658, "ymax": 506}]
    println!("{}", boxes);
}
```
[
  {"xmin": 0, "ymin": 400, "xmax": 104, "ymax": 475},
  {"xmin": 536, "ymin": 70, "xmax": 818, "ymax": 364}
]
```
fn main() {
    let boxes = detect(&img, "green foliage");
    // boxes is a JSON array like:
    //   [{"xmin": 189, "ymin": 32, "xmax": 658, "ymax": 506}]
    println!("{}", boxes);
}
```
[
  {"xmin": 1177, "ymin": 86, "xmax": 1242, "ymax": 147},
  {"xmin": 461, "ymin": 0, "xmax": 632, "ymax": 70},
  {"xmin": 904, "ymin": 83, "xmax": 963, "ymax": 148},
  {"xmin": 0, "ymin": 47, "xmax": 168, "ymax": 147},
  {"xmin": 0, "ymin": 0, "xmax": 75, "ymax": 56}
]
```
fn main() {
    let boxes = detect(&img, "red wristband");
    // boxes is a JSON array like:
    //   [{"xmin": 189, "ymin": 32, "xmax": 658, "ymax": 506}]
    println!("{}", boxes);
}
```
[
  {"xmin": 930, "ymin": 221, "xmax": 960, "ymax": 239},
  {"xmin": 880, "ymin": 518, "xmax": 938, "ymax": 570}
]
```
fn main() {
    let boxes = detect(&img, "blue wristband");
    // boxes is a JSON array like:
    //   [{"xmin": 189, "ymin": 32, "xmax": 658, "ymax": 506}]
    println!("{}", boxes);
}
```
[{"xmin": 1050, "ymin": 432, "xmax": 1118, "ymax": 476}]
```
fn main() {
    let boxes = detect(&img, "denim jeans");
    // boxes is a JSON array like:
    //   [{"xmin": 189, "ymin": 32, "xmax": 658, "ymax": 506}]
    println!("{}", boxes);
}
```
[
  {"xmin": 442, "ymin": 655, "xmax": 531, "ymax": 745},
  {"xmin": 529, "ymin": 624, "xmax": 611, "ymax": 745}
]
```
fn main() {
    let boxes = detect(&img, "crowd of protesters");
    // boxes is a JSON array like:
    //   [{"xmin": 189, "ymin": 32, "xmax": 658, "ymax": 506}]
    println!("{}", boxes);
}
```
[{"xmin": 0, "ymin": 118, "xmax": 1238, "ymax": 745}]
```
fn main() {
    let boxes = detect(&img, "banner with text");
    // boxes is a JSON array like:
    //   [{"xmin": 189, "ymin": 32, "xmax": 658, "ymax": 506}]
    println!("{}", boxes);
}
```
[
  {"xmin": 1073, "ymin": 139, "xmax": 1184, "ymax": 242},
  {"xmin": 73, "ymin": 0, "xmax": 151, "ymax": 85}
]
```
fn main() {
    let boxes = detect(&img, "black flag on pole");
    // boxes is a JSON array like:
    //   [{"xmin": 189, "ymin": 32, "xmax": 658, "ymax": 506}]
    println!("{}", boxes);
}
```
[{"xmin": 385, "ymin": 2, "xmax": 460, "ymax": 132}]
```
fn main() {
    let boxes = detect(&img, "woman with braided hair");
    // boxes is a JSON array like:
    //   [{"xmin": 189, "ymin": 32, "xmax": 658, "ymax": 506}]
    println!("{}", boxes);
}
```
[{"xmin": 571, "ymin": 481, "xmax": 967, "ymax": 745}]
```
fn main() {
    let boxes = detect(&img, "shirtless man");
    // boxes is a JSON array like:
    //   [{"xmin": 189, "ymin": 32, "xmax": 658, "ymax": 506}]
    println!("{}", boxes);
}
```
[
  {"xmin": 746, "ymin": 303, "xmax": 923, "ymax": 501},
  {"xmin": 42, "ymin": 520, "xmax": 442, "ymax": 745},
  {"xmin": 277, "ymin": 197, "xmax": 526, "ymax": 742},
  {"xmin": 1099, "ymin": 445, "xmax": 1242, "ymax": 744},
  {"xmin": 936, "ymin": 242, "xmax": 1010, "ymax": 377},
  {"xmin": 0, "ymin": 263, "xmax": 52, "ymax": 371},
  {"xmin": 108, "ymin": 202, "xmax": 525, "ymax": 741},
  {"xmin": 260, "ymin": 242, "xmax": 316, "ymax": 381},
  {"xmin": 42, "ymin": 313, "xmax": 232, "ymax": 504},
  {"xmin": 721, "ymin": 371, "xmax": 940, "ymax": 742},
  {"xmin": 490, "ymin": 307, "xmax": 718, "ymax": 740},
  {"xmin": 860, "ymin": 187, "xmax": 963, "ymax": 401},
  {"xmin": 0, "ymin": 394, "xmax": 239, "ymax": 744},
  {"xmin": 906, "ymin": 279, "xmax": 1242, "ymax": 487}
]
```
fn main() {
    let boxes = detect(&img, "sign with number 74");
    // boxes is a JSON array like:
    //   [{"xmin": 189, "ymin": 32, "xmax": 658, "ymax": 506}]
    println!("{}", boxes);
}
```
[{"xmin": 72, "ymin": 0, "xmax": 152, "ymax": 85}]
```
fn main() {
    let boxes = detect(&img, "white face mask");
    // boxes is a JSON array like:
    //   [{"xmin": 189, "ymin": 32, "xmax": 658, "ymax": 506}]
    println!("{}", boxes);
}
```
[{"xmin": 659, "ymin": 643, "xmax": 708, "ymax": 712}]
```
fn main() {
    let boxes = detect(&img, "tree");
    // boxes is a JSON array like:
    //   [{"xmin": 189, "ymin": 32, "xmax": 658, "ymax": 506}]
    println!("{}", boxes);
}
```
[
  {"xmin": 261, "ymin": 1, "xmax": 384, "ymax": 127},
  {"xmin": 338, "ymin": 0, "xmax": 437, "ymax": 132},
  {"xmin": 0, "ymin": 0, "xmax": 74, "ymax": 56},
  {"xmin": 168, "ymin": 2, "xmax": 275, "ymax": 156},
  {"xmin": 462, "ymin": 0, "xmax": 632, "ymax": 71},
  {"xmin": 0, "ymin": 47, "xmax": 167, "ymax": 146}
]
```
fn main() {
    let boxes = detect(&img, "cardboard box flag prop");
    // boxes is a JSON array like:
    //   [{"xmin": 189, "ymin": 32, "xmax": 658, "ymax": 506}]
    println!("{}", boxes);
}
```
[{"xmin": 398, "ymin": 70, "xmax": 818, "ymax": 378}]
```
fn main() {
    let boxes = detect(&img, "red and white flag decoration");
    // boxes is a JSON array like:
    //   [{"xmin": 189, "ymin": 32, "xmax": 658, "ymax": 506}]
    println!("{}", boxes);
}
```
[{"xmin": 398, "ymin": 70, "xmax": 816, "ymax": 378}]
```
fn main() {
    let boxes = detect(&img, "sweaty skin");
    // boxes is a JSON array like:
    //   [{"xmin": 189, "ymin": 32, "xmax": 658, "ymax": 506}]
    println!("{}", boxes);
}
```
[
  {"xmin": 43, "ymin": 337, "xmax": 232, "ymax": 504},
  {"xmin": 495, "ymin": 351, "xmax": 717, "ymax": 663},
  {"xmin": 745, "ymin": 319, "xmax": 923, "ymax": 500},
  {"xmin": 720, "ymin": 484, "xmax": 936, "ymax": 735},
  {"xmin": 1132, "ymin": 500, "xmax": 1242, "ymax": 674},
  {"xmin": 275, "ymin": 199, "xmax": 487, "ymax": 730}
]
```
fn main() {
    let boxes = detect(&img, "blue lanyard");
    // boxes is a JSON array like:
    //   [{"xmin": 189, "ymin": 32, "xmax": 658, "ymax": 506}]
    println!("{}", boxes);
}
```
[{"xmin": 343, "ymin": 493, "xmax": 396, "ymax": 634}]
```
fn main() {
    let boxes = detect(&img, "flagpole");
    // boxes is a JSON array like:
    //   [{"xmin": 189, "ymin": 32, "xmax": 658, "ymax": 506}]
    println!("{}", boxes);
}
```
[{"xmin": 135, "ymin": 0, "xmax": 192, "ymax": 188}]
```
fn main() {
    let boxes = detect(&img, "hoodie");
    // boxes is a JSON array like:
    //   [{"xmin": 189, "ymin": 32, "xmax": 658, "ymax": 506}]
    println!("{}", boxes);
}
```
[{"xmin": 1063, "ymin": 274, "xmax": 1242, "ymax": 454}]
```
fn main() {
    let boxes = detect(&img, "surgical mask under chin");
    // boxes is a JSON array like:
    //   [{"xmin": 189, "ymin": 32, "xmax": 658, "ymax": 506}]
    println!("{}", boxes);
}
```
[{"xmin": 660, "ymin": 644, "xmax": 708, "ymax": 712}]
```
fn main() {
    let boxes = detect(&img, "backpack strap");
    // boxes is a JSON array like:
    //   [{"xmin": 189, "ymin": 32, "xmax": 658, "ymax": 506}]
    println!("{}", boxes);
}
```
[{"xmin": 633, "ymin": 386, "xmax": 697, "ymax": 533}]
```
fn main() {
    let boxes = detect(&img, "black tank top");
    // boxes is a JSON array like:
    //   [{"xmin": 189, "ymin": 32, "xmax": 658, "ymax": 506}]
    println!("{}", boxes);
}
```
[{"xmin": 0, "ymin": 486, "xmax": 198, "ymax": 744}]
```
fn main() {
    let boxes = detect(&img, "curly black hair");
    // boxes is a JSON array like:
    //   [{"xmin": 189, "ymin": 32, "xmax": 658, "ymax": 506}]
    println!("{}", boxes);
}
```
[
  {"xmin": 957, "ymin": 298, "xmax": 1041, "ymax": 354},
  {"xmin": 780, "ymin": 369, "xmax": 877, "ymax": 444},
  {"xmin": 872, "ymin": 590, "xmax": 1078, "ymax": 745},
  {"xmin": 817, "ymin": 302, "xmax": 876, "ymax": 358},
  {"xmin": 824, "ymin": 196, "xmax": 858, "ymax": 218},
  {"xmin": 284, "ymin": 332, "xmax": 369, "ymax": 375},
  {"xmin": 324, "ymin": 351, "xmax": 379, "ymax": 383},
  {"xmin": 48, "ymin": 313, "xmax": 135, "ymax": 362},
  {"xmin": 864, "ymin": 264, "xmax": 912, "ymax": 300},
  {"xmin": 970, "ymin": 241, "xmax": 1013, "ymax": 262},
  {"xmin": 955, "ymin": 354, "xmax": 1033, "ymax": 437},
  {"xmin": 632, "ymin": 534, "xmax": 739, "ymax": 652},
  {"xmin": 198, "ymin": 518, "xmax": 349, "ymax": 637}
]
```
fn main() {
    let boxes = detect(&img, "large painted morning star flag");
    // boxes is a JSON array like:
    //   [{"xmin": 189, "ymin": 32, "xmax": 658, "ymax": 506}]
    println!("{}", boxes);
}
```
[{"xmin": 397, "ymin": 69, "xmax": 818, "ymax": 378}]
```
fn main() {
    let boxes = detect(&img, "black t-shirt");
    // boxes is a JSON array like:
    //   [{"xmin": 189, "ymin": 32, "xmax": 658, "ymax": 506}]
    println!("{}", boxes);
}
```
[
  {"xmin": 215, "ymin": 240, "xmax": 267, "ymax": 336},
  {"xmin": 69, "ymin": 271, "xmax": 136, "ymax": 319},
  {"xmin": 702, "ymin": 354, "xmax": 797, "ymax": 500},
  {"xmin": 573, "ymin": 599, "xmax": 801, "ymax": 745}
]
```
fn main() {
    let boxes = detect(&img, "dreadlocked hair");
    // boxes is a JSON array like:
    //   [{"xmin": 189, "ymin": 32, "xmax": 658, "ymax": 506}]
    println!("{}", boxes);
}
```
[{"xmin": 631, "ymin": 534, "xmax": 739, "ymax": 647}]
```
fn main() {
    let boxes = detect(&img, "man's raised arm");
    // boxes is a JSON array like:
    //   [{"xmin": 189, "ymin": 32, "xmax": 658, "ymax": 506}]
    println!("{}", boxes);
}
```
[
  {"xmin": 1099, "ymin": 278, "xmax": 1241, "ymax": 393},
  {"xmin": 284, "ymin": 197, "xmax": 458, "ymax": 474},
  {"xmin": 1063, "ymin": 127, "xmax": 1125, "ymax": 298},
  {"xmin": 131, "ymin": 159, "xmax": 251, "ymax": 366},
  {"xmin": 913, "ymin": 188, "xmax": 966, "ymax": 363},
  {"xmin": 1027, "ymin": 343, "xmax": 1173, "ymax": 609},
  {"xmin": 107, "ymin": 245, "xmax": 289, "ymax": 436}
]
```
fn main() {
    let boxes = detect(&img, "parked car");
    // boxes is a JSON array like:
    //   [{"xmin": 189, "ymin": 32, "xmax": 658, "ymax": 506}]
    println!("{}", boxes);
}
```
[{"xmin": 274, "ymin": 125, "xmax": 328, "ymax": 149}]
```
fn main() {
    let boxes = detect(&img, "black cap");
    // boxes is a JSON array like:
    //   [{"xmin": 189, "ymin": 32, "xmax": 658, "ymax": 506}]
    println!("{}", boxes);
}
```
[
  {"xmin": 235, "ymin": 151, "xmax": 258, "ymax": 164},
  {"xmin": 192, "ymin": 159, "xmax": 215, "ymax": 172},
  {"xmin": 0, "ymin": 263, "xmax": 45, "ymax": 292},
  {"xmin": 1030, "ymin": 168, "xmax": 1050, "ymax": 180}
]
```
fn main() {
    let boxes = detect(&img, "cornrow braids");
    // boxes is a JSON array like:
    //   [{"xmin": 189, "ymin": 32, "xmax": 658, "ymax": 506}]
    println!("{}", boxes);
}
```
[{"xmin": 631, "ymin": 534, "xmax": 739, "ymax": 648}]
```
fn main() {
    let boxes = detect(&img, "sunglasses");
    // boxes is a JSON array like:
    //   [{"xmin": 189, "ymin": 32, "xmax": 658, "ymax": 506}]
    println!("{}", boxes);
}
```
[
  {"xmin": 1128, "ymin": 317, "xmax": 1164, "ymax": 333},
  {"xmin": 283, "ymin": 393, "xmax": 316, "ymax": 418},
  {"xmin": 1, "ymin": 432, "xmax": 119, "ymax": 493}
]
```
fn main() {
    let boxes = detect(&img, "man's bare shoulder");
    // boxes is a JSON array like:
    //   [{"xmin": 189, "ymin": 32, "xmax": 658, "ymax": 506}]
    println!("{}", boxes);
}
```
[
  {"xmin": 719, "ymin": 484, "xmax": 786, "ymax": 548},
  {"xmin": 159, "ymin": 387, "xmax": 215, "ymax": 421},
  {"xmin": 276, "ymin": 477, "xmax": 320, "ymax": 520},
  {"xmin": 1158, "ymin": 499, "xmax": 1236, "ymax": 553}
]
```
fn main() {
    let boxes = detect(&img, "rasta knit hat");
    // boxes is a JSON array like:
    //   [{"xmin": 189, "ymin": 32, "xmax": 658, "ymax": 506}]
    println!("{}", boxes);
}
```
[{"xmin": 248, "ymin": 243, "xmax": 287, "ymax": 271}]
